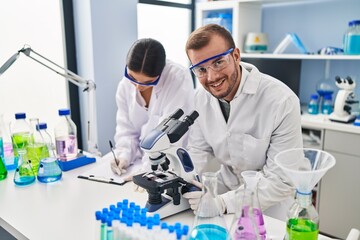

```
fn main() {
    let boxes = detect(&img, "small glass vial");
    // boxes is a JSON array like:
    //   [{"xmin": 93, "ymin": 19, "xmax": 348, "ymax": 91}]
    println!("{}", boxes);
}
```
[
  {"xmin": 55, "ymin": 109, "xmax": 78, "ymax": 161},
  {"xmin": 308, "ymin": 94, "xmax": 319, "ymax": 115},
  {"xmin": 344, "ymin": 20, "xmax": 360, "ymax": 55},
  {"xmin": 321, "ymin": 95, "xmax": 333, "ymax": 115}
]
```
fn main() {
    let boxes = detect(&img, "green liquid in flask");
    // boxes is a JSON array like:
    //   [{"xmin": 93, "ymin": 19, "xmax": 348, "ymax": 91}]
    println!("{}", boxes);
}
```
[
  {"xmin": 286, "ymin": 218, "xmax": 318, "ymax": 240},
  {"xmin": 27, "ymin": 143, "xmax": 49, "ymax": 175}
]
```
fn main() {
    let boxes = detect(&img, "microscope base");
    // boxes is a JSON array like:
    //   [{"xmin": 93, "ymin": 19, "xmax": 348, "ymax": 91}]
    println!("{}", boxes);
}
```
[
  {"xmin": 146, "ymin": 195, "xmax": 190, "ymax": 219},
  {"xmin": 329, "ymin": 113, "xmax": 356, "ymax": 123}
]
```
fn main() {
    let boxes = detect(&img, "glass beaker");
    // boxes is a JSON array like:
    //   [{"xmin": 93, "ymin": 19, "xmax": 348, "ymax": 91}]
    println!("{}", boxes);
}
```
[
  {"xmin": 188, "ymin": 172, "xmax": 229, "ymax": 240},
  {"xmin": 37, "ymin": 157, "xmax": 62, "ymax": 183},
  {"xmin": 13, "ymin": 152, "xmax": 36, "ymax": 186},
  {"xmin": 229, "ymin": 171, "xmax": 266, "ymax": 240},
  {"xmin": 274, "ymin": 148, "xmax": 336, "ymax": 240}
]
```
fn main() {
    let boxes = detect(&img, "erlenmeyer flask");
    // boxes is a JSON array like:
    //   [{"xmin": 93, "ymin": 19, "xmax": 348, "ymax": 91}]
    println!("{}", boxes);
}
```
[
  {"xmin": 189, "ymin": 172, "xmax": 229, "ymax": 240},
  {"xmin": 37, "ymin": 157, "xmax": 62, "ymax": 183},
  {"xmin": 26, "ymin": 119, "xmax": 50, "ymax": 175},
  {"xmin": 274, "ymin": 148, "xmax": 336, "ymax": 240},
  {"xmin": 0, "ymin": 156, "xmax": 8, "ymax": 180},
  {"xmin": 14, "ymin": 152, "xmax": 36, "ymax": 186},
  {"xmin": 229, "ymin": 171, "xmax": 266, "ymax": 240},
  {"xmin": 36, "ymin": 122, "xmax": 61, "ymax": 183}
]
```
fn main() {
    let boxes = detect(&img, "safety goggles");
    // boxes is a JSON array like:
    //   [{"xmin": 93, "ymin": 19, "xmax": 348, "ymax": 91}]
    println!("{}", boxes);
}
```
[
  {"xmin": 124, "ymin": 66, "xmax": 161, "ymax": 86},
  {"xmin": 189, "ymin": 48, "xmax": 234, "ymax": 78}
]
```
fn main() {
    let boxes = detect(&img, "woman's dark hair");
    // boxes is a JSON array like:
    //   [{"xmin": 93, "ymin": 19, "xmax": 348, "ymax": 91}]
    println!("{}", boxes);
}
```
[{"xmin": 126, "ymin": 38, "xmax": 166, "ymax": 77}]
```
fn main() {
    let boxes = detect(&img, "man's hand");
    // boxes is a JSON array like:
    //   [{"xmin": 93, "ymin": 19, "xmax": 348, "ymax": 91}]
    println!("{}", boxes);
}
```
[
  {"xmin": 110, "ymin": 158, "xmax": 128, "ymax": 176},
  {"xmin": 183, "ymin": 179, "xmax": 227, "ymax": 216},
  {"xmin": 183, "ymin": 180, "xmax": 203, "ymax": 213}
]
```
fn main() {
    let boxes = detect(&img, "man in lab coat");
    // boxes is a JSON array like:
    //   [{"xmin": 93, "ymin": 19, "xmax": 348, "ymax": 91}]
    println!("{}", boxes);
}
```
[
  {"xmin": 183, "ymin": 24, "xmax": 303, "ymax": 220},
  {"xmin": 111, "ymin": 38, "xmax": 194, "ymax": 175}
]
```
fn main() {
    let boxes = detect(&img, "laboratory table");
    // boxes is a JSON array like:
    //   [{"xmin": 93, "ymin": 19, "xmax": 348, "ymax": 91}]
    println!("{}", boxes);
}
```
[{"xmin": 0, "ymin": 155, "xmax": 333, "ymax": 240}]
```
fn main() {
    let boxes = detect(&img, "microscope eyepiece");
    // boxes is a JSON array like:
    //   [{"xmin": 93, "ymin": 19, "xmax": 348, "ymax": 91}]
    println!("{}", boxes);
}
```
[
  {"xmin": 169, "ymin": 109, "xmax": 184, "ymax": 120},
  {"xmin": 183, "ymin": 111, "xmax": 199, "ymax": 126}
]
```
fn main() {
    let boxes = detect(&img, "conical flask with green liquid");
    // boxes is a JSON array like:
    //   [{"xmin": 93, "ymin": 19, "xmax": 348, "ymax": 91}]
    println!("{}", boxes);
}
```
[{"xmin": 274, "ymin": 148, "xmax": 336, "ymax": 240}]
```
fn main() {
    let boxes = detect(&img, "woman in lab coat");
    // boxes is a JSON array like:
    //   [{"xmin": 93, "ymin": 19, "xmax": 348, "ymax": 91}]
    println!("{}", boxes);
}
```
[
  {"xmin": 111, "ymin": 38, "xmax": 194, "ymax": 176},
  {"xmin": 183, "ymin": 24, "xmax": 303, "ymax": 221}
]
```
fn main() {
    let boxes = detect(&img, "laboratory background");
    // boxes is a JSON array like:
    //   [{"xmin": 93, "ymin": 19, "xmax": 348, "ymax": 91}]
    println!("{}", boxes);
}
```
[{"xmin": 1, "ymin": 0, "xmax": 360, "ymax": 239}]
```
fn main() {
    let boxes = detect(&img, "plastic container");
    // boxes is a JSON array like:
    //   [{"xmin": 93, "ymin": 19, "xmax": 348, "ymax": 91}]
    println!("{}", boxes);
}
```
[
  {"xmin": 344, "ymin": 20, "xmax": 360, "ymax": 55},
  {"xmin": 55, "ymin": 109, "xmax": 78, "ymax": 161},
  {"xmin": 203, "ymin": 11, "xmax": 233, "ymax": 34},
  {"xmin": 321, "ymin": 95, "xmax": 333, "ymax": 115},
  {"xmin": 308, "ymin": 94, "xmax": 319, "ymax": 115}
]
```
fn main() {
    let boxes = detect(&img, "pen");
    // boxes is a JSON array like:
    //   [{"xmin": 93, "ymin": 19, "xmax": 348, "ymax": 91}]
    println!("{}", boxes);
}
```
[
  {"xmin": 109, "ymin": 140, "xmax": 119, "ymax": 166},
  {"xmin": 78, "ymin": 175, "xmax": 126, "ymax": 186}
]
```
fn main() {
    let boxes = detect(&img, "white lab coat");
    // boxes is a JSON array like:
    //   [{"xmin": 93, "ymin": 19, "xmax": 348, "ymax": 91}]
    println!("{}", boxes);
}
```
[
  {"xmin": 187, "ymin": 61, "xmax": 303, "ymax": 220},
  {"xmin": 114, "ymin": 59, "xmax": 195, "ymax": 168}
]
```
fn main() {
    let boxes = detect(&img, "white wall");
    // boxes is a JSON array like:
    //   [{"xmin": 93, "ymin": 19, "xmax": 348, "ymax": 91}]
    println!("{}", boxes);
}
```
[
  {"xmin": 0, "ymin": 0, "xmax": 68, "ymax": 138},
  {"xmin": 73, "ymin": 0, "xmax": 138, "ymax": 154}
]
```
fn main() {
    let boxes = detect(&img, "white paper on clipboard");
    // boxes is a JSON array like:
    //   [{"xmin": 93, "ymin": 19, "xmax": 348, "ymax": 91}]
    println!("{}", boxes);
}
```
[{"xmin": 78, "ymin": 152, "xmax": 144, "ymax": 185}]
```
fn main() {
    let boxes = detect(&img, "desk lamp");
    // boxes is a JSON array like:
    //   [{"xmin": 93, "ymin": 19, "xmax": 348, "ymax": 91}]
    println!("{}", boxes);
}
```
[{"xmin": 0, "ymin": 45, "xmax": 101, "ymax": 156}]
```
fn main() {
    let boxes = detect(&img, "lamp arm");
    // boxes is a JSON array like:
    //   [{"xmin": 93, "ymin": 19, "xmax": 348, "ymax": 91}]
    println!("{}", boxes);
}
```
[
  {"xmin": 18, "ymin": 46, "xmax": 100, "ymax": 156},
  {"xmin": 20, "ymin": 47, "xmax": 96, "ymax": 92}
]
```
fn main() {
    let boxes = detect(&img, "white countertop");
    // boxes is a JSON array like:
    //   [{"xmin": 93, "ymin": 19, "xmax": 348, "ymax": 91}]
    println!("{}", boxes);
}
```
[
  {"xmin": 301, "ymin": 113, "xmax": 360, "ymax": 134},
  {"xmin": 0, "ymin": 155, "xmax": 333, "ymax": 240}
]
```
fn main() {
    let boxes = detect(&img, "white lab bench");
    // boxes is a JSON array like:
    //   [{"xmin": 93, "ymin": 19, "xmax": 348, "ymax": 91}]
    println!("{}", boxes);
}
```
[
  {"xmin": 302, "ymin": 113, "xmax": 360, "ymax": 239},
  {"xmin": 0, "ymin": 155, "xmax": 334, "ymax": 240}
]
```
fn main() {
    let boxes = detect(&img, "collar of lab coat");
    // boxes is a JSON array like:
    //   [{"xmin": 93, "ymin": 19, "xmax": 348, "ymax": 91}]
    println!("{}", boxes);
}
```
[
  {"xmin": 239, "ymin": 61, "xmax": 261, "ymax": 95},
  {"xmin": 219, "ymin": 61, "xmax": 261, "ymax": 103}
]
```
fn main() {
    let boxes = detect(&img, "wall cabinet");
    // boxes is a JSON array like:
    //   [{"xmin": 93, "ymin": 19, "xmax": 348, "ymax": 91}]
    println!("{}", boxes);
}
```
[
  {"xmin": 302, "ymin": 120, "xmax": 360, "ymax": 239},
  {"xmin": 196, "ymin": 0, "xmax": 261, "ymax": 52},
  {"xmin": 320, "ymin": 130, "xmax": 360, "ymax": 239}
]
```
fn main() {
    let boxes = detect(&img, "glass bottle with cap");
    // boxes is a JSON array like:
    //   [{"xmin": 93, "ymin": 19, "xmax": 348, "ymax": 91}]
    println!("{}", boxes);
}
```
[
  {"xmin": 321, "ymin": 95, "xmax": 333, "ymax": 115},
  {"xmin": 307, "ymin": 94, "xmax": 319, "ymax": 115},
  {"xmin": 11, "ymin": 112, "xmax": 33, "ymax": 157},
  {"xmin": 344, "ymin": 20, "xmax": 360, "ymax": 55},
  {"xmin": 55, "ymin": 108, "xmax": 78, "ymax": 161}
]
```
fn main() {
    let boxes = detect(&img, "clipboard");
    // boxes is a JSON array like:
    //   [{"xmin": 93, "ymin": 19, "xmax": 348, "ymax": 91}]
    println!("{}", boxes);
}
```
[{"xmin": 77, "ymin": 152, "xmax": 143, "ymax": 186}]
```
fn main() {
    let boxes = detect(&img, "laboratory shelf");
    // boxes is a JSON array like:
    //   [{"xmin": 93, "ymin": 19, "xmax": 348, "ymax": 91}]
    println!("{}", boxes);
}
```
[{"xmin": 242, "ymin": 53, "xmax": 360, "ymax": 60}]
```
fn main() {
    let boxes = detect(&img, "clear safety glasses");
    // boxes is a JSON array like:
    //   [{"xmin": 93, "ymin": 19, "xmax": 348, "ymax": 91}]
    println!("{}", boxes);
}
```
[
  {"xmin": 189, "ymin": 48, "xmax": 234, "ymax": 78},
  {"xmin": 124, "ymin": 66, "xmax": 161, "ymax": 86}
]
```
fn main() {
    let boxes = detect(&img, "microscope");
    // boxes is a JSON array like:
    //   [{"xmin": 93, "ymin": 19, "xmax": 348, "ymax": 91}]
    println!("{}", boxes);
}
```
[
  {"xmin": 329, "ymin": 76, "xmax": 358, "ymax": 123},
  {"xmin": 133, "ymin": 109, "xmax": 201, "ymax": 219}
]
